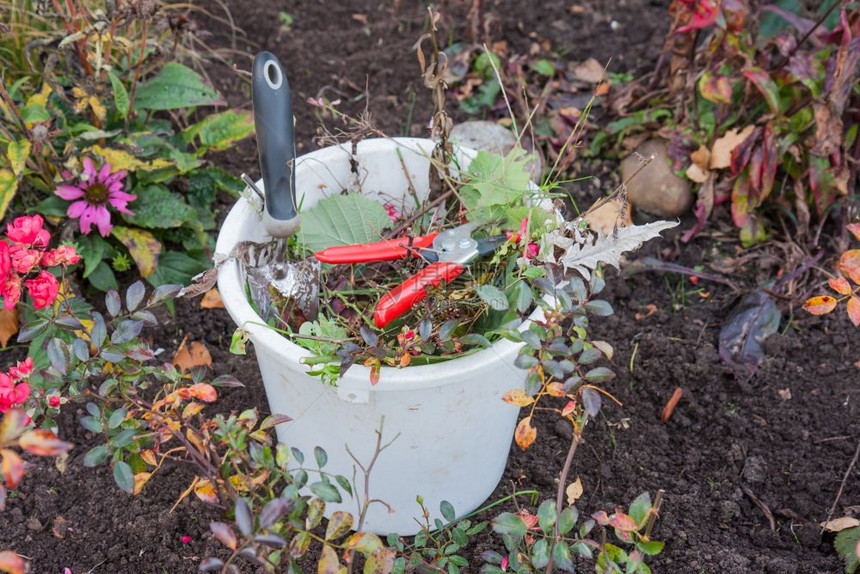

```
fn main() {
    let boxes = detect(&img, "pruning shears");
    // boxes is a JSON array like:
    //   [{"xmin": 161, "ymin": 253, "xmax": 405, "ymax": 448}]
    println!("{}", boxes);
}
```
[{"xmin": 314, "ymin": 222, "xmax": 505, "ymax": 328}]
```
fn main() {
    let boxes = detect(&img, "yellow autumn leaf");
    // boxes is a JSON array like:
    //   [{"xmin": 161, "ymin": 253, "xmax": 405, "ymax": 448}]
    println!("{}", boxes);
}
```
[
  {"xmin": 0, "ymin": 169, "xmax": 18, "ymax": 220},
  {"xmin": 514, "ymin": 416, "xmax": 537, "ymax": 450},
  {"xmin": 502, "ymin": 388, "xmax": 534, "ymax": 407},
  {"xmin": 110, "ymin": 225, "xmax": 161, "ymax": 277},
  {"xmin": 7, "ymin": 140, "xmax": 30, "ymax": 176},
  {"xmin": 133, "ymin": 472, "xmax": 152, "ymax": 495},
  {"xmin": 193, "ymin": 478, "xmax": 219, "ymax": 504},
  {"xmin": 566, "ymin": 477, "xmax": 584, "ymax": 505},
  {"xmin": 86, "ymin": 144, "xmax": 173, "ymax": 172},
  {"xmin": 26, "ymin": 83, "xmax": 53, "ymax": 108}
]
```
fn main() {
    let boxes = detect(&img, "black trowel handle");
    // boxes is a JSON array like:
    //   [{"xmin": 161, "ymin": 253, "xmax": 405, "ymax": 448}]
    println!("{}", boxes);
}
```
[{"xmin": 252, "ymin": 52, "xmax": 300, "ymax": 238}]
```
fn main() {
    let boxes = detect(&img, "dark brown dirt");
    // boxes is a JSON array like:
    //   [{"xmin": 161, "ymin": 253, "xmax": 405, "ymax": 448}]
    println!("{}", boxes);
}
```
[{"xmin": 2, "ymin": 1, "xmax": 858, "ymax": 573}]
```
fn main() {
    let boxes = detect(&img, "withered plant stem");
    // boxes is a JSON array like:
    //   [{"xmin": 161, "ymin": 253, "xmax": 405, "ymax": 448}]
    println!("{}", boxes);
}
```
[
  {"xmin": 823, "ymin": 438, "xmax": 860, "ymax": 533},
  {"xmin": 545, "ymin": 416, "xmax": 588, "ymax": 574},
  {"xmin": 127, "ymin": 19, "xmax": 149, "ymax": 116},
  {"xmin": 643, "ymin": 489, "xmax": 664, "ymax": 541},
  {"xmin": 386, "ymin": 188, "xmax": 455, "ymax": 238},
  {"xmin": 776, "ymin": 0, "xmax": 842, "ymax": 71}
]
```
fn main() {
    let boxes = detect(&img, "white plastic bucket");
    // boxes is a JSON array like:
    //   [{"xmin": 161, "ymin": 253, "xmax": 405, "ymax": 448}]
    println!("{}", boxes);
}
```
[{"xmin": 216, "ymin": 138, "xmax": 536, "ymax": 535}]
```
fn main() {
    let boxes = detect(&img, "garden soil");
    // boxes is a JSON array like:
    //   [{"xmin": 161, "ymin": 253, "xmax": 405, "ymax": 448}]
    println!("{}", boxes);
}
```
[{"xmin": 2, "ymin": 1, "xmax": 858, "ymax": 573}]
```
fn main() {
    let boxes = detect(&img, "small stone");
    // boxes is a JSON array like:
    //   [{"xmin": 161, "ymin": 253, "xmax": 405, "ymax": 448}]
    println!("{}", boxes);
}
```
[
  {"xmin": 26, "ymin": 516, "xmax": 43, "ymax": 531},
  {"xmin": 719, "ymin": 500, "xmax": 741, "ymax": 523},
  {"xmin": 450, "ymin": 120, "xmax": 544, "ymax": 180},
  {"xmin": 620, "ymin": 139, "xmax": 694, "ymax": 218},
  {"xmin": 743, "ymin": 455, "xmax": 768, "ymax": 484}
]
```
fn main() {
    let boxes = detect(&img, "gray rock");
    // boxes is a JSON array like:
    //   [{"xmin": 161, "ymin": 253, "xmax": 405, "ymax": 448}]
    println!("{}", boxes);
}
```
[
  {"xmin": 620, "ymin": 139, "xmax": 694, "ymax": 218},
  {"xmin": 743, "ymin": 455, "xmax": 768, "ymax": 484},
  {"xmin": 450, "ymin": 120, "xmax": 544, "ymax": 181}
]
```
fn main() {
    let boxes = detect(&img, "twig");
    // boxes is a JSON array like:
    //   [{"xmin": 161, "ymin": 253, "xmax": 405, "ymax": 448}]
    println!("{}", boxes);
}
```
[
  {"xmin": 643, "ymin": 489, "xmax": 665, "ymax": 541},
  {"xmin": 742, "ymin": 485, "xmax": 776, "ymax": 531},
  {"xmin": 386, "ymin": 188, "xmax": 454, "ymax": 238},
  {"xmin": 823, "ymin": 438, "xmax": 860, "ymax": 532},
  {"xmin": 773, "ymin": 0, "xmax": 841, "ymax": 71},
  {"xmin": 545, "ymin": 416, "xmax": 588, "ymax": 574}
]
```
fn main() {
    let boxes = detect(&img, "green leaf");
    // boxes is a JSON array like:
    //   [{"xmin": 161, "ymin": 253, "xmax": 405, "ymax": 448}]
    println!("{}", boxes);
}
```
[
  {"xmin": 491, "ymin": 512, "xmax": 527, "ymax": 538},
  {"xmin": 440, "ymin": 500, "xmax": 456, "ymax": 523},
  {"xmin": 835, "ymin": 527, "xmax": 860, "ymax": 574},
  {"xmin": 76, "ymin": 234, "xmax": 109, "ymax": 278},
  {"xmin": 460, "ymin": 150, "xmax": 532, "ymax": 227},
  {"xmin": 108, "ymin": 69, "xmax": 129, "ymax": 118},
  {"xmin": 537, "ymin": 500, "xmax": 557, "ymax": 534},
  {"xmin": 558, "ymin": 506, "xmax": 578, "ymax": 535},
  {"xmin": 87, "ymin": 261, "xmax": 118, "ymax": 292},
  {"xmin": 298, "ymin": 193, "xmax": 393, "ymax": 252},
  {"xmin": 628, "ymin": 492, "xmax": 651, "ymax": 526},
  {"xmin": 552, "ymin": 541, "xmax": 574, "ymax": 572},
  {"xmin": 314, "ymin": 446, "xmax": 328, "ymax": 468},
  {"xmin": 122, "ymin": 184, "xmax": 195, "ymax": 229},
  {"xmin": 187, "ymin": 110, "xmax": 254, "ymax": 152},
  {"xmin": 531, "ymin": 539, "xmax": 550, "ymax": 569},
  {"xmin": 639, "ymin": 540, "xmax": 664, "ymax": 556},
  {"xmin": 147, "ymin": 250, "xmax": 209, "ymax": 287},
  {"xmin": 310, "ymin": 481, "xmax": 342, "ymax": 503},
  {"xmin": 20, "ymin": 104, "xmax": 50, "ymax": 124},
  {"xmin": 132, "ymin": 62, "xmax": 225, "ymax": 111},
  {"xmin": 32, "ymin": 195, "xmax": 70, "ymax": 217},
  {"xmin": 113, "ymin": 460, "xmax": 134, "ymax": 494},
  {"xmin": 530, "ymin": 59, "xmax": 555, "ymax": 77},
  {"xmin": 0, "ymin": 169, "xmax": 18, "ymax": 221},
  {"xmin": 83, "ymin": 444, "xmax": 109, "ymax": 467},
  {"xmin": 474, "ymin": 284, "xmax": 509, "ymax": 311},
  {"xmin": 108, "ymin": 407, "xmax": 127, "ymax": 430}
]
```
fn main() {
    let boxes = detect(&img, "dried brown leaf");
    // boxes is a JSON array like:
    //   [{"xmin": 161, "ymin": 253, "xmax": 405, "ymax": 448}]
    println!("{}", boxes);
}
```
[{"xmin": 710, "ymin": 125, "xmax": 756, "ymax": 170}]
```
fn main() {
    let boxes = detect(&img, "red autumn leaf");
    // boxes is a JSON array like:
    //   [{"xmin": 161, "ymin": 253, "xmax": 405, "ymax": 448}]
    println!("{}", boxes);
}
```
[
  {"xmin": 847, "ymin": 224, "xmax": 860, "ymax": 242},
  {"xmin": 18, "ymin": 429, "xmax": 73, "ymax": 457},
  {"xmin": 748, "ymin": 143, "xmax": 764, "ymax": 198},
  {"xmin": 514, "ymin": 416, "xmax": 537, "ymax": 450},
  {"xmin": 609, "ymin": 512, "xmax": 638, "ymax": 532},
  {"xmin": 546, "ymin": 382, "xmax": 565, "ymax": 397},
  {"xmin": 731, "ymin": 173, "xmax": 752, "ymax": 228},
  {"xmin": 742, "ymin": 67, "xmax": 781, "ymax": 114},
  {"xmin": 729, "ymin": 126, "xmax": 761, "ymax": 176},
  {"xmin": 188, "ymin": 383, "xmax": 217, "ymax": 403},
  {"xmin": 809, "ymin": 155, "xmax": 836, "ymax": 216},
  {"xmin": 803, "ymin": 295, "xmax": 839, "ymax": 315},
  {"xmin": 847, "ymin": 297, "xmax": 860, "ymax": 328},
  {"xmin": 210, "ymin": 521, "xmax": 237, "ymax": 551},
  {"xmin": 698, "ymin": 70, "xmax": 732, "ymax": 104},
  {"xmin": 1, "ymin": 449, "xmax": 24, "ymax": 489},
  {"xmin": 829, "ymin": 277, "xmax": 853, "ymax": 296},
  {"xmin": 0, "ymin": 409, "xmax": 29, "ymax": 444},
  {"xmin": 592, "ymin": 510, "xmax": 610, "ymax": 526},
  {"xmin": 515, "ymin": 509, "xmax": 539, "ymax": 530},
  {"xmin": 676, "ymin": 0, "xmax": 719, "ymax": 33},
  {"xmin": 0, "ymin": 550, "xmax": 27, "ymax": 574},
  {"xmin": 838, "ymin": 250, "xmax": 860, "ymax": 285},
  {"xmin": 561, "ymin": 400, "xmax": 577, "ymax": 417},
  {"xmin": 759, "ymin": 124, "xmax": 778, "ymax": 201}
]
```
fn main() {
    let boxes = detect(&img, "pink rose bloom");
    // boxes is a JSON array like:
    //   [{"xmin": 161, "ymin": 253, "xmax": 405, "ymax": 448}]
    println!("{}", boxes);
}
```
[
  {"xmin": 10, "ymin": 245, "xmax": 41, "ymax": 274},
  {"xmin": 9, "ymin": 358, "xmax": 33, "ymax": 381},
  {"xmin": 0, "ymin": 240, "xmax": 9, "ymax": 284},
  {"xmin": 1, "ymin": 273, "xmax": 22, "ymax": 310},
  {"xmin": 0, "ymin": 373, "xmax": 30, "ymax": 413},
  {"xmin": 41, "ymin": 245, "xmax": 81, "ymax": 268},
  {"xmin": 6, "ymin": 214, "xmax": 50, "ymax": 247},
  {"xmin": 25, "ymin": 270, "xmax": 59, "ymax": 309},
  {"xmin": 55, "ymin": 157, "xmax": 136, "ymax": 237}
]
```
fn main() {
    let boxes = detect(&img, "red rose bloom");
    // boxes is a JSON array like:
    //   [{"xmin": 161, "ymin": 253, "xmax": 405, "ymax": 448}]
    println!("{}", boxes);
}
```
[
  {"xmin": 49, "ymin": 395, "xmax": 61, "ymax": 408},
  {"xmin": 1, "ymin": 273, "xmax": 22, "ymax": 310},
  {"xmin": 0, "ymin": 240, "xmax": 9, "ymax": 284},
  {"xmin": 10, "ymin": 245, "xmax": 41, "ymax": 274},
  {"xmin": 25, "ymin": 270, "xmax": 59, "ymax": 309},
  {"xmin": 41, "ymin": 245, "xmax": 81, "ymax": 267},
  {"xmin": 6, "ymin": 215, "xmax": 50, "ymax": 247}
]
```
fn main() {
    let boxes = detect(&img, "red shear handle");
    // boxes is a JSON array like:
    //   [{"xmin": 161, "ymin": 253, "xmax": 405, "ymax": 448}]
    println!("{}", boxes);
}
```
[
  {"xmin": 374, "ymin": 261, "xmax": 464, "ymax": 328},
  {"xmin": 315, "ymin": 235, "xmax": 437, "ymax": 264}
]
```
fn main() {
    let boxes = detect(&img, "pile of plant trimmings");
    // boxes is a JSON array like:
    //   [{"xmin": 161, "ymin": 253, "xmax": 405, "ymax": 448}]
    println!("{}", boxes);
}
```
[{"xmin": 245, "ymin": 147, "xmax": 675, "ymax": 385}]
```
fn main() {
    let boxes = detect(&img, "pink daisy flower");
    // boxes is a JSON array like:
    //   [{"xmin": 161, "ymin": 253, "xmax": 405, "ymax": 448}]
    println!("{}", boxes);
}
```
[{"xmin": 55, "ymin": 157, "xmax": 136, "ymax": 237}]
